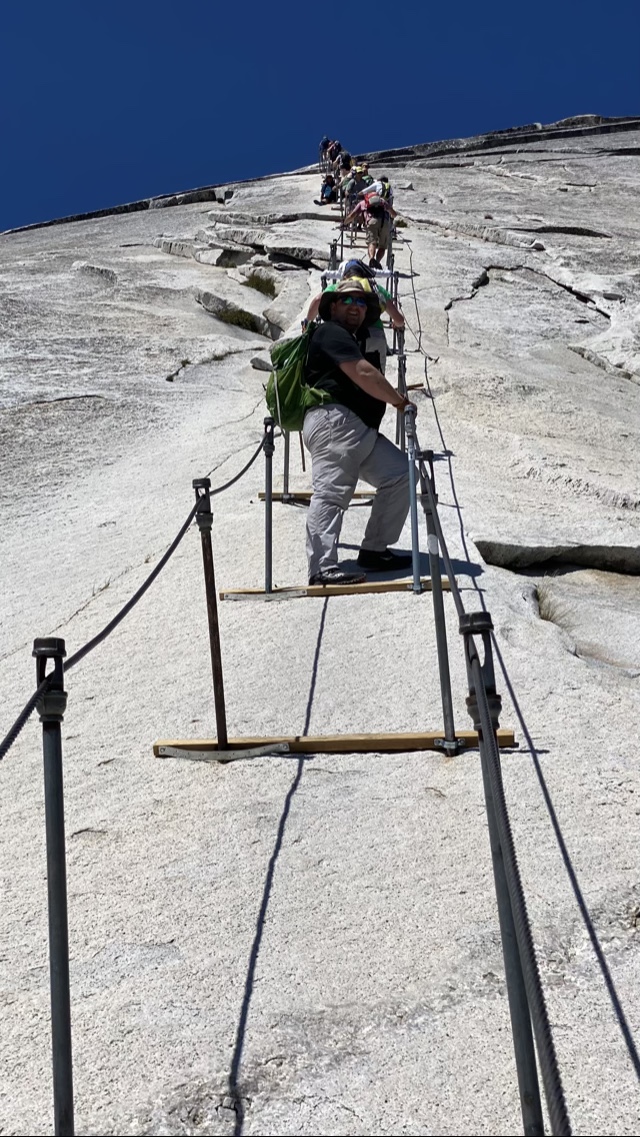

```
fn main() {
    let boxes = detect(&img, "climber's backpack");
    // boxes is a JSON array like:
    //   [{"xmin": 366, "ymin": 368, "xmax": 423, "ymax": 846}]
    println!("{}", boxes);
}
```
[
  {"xmin": 363, "ymin": 191, "xmax": 385, "ymax": 217},
  {"xmin": 266, "ymin": 323, "xmax": 331, "ymax": 432}
]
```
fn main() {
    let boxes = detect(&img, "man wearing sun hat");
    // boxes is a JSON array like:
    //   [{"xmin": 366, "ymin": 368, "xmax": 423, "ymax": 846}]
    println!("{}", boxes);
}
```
[{"xmin": 302, "ymin": 279, "xmax": 416, "ymax": 587}]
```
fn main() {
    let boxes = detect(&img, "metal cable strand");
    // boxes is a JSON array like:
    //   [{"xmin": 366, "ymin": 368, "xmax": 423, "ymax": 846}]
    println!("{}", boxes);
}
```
[
  {"xmin": 415, "ymin": 454, "xmax": 466, "ymax": 618},
  {"xmin": 0, "ymin": 439, "xmax": 267, "ymax": 754},
  {"xmin": 492, "ymin": 639, "xmax": 640, "ymax": 1084},
  {"xmin": 471, "ymin": 653, "xmax": 572, "ymax": 1136},
  {"xmin": 64, "ymin": 497, "xmax": 202, "ymax": 672},
  {"xmin": 204, "ymin": 436, "xmax": 266, "ymax": 487},
  {"xmin": 0, "ymin": 676, "xmax": 53, "ymax": 761},
  {"xmin": 400, "ymin": 239, "xmax": 423, "ymax": 353},
  {"xmin": 403, "ymin": 234, "xmax": 637, "ymax": 1104},
  {"xmin": 405, "ymin": 255, "xmax": 640, "ymax": 1082}
]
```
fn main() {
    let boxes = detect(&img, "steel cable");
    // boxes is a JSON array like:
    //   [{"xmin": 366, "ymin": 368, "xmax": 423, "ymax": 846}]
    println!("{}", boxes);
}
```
[
  {"xmin": 0, "ymin": 677, "xmax": 53, "ymax": 761},
  {"xmin": 407, "ymin": 253, "xmax": 640, "ymax": 1083},
  {"xmin": 400, "ymin": 223, "xmax": 638, "ymax": 1107},
  {"xmin": 471, "ymin": 652, "xmax": 572, "ymax": 1135},
  {"xmin": 409, "ymin": 394, "xmax": 571, "ymax": 1126},
  {"xmin": 0, "ymin": 437, "xmax": 267, "ymax": 758},
  {"xmin": 204, "ymin": 435, "xmax": 265, "ymax": 486},
  {"xmin": 493, "ymin": 639, "xmax": 640, "ymax": 1085}
]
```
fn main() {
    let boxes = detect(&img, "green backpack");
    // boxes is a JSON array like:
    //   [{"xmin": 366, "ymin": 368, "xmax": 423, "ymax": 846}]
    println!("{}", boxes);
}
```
[{"xmin": 266, "ymin": 324, "xmax": 331, "ymax": 432}]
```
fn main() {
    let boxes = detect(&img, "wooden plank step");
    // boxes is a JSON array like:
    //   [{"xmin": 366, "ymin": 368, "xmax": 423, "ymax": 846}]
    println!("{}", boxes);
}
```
[
  {"xmin": 257, "ymin": 491, "xmax": 373, "ymax": 501},
  {"xmin": 154, "ymin": 729, "xmax": 516, "ymax": 756},
  {"xmin": 219, "ymin": 578, "xmax": 449, "ymax": 600}
]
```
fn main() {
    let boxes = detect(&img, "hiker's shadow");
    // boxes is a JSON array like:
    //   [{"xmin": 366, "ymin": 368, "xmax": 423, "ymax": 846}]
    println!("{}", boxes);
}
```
[{"xmin": 339, "ymin": 545, "xmax": 484, "ymax": 584}]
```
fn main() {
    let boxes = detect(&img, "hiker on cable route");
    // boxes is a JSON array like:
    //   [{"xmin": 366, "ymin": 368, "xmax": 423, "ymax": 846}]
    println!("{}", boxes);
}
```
[
  {"xmin": 340, "ymin": 164, "xmax": 373, "ymax": 209},
  {"xmin": 304, "ymin": 259, "xmax": 404, "ymax": 374},
  {"xmin": 344, "ymin": 179, "xmax": 397, "ymax": 268},
  {"xmin": 302, "ymin": 279, "xmax": 416, "ymax": 587},
  {"xmin": 314, "ymin": 173, "xmax": 337, "ymax": 206}
]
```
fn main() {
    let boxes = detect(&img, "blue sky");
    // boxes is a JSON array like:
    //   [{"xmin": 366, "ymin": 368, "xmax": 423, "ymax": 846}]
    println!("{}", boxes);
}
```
[{"xmin": 2, "ymin": 0, "xmax": 639, "ymax": 231}]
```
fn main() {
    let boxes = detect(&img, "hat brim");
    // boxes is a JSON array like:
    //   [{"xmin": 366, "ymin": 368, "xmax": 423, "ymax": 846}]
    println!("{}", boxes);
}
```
[{"xmin": 318, "ymin": 289, "xmax": 381, "ymax": 326}]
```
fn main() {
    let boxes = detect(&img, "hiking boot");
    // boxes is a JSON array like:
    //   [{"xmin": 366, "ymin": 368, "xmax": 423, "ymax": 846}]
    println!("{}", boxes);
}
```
[
  {"xmin": 309, "ymin": 567, "xmax": 367, "ymax": 586},
  {"xmin": 357, "ymin": 548, "xmax": 413, "ymax": 571}
]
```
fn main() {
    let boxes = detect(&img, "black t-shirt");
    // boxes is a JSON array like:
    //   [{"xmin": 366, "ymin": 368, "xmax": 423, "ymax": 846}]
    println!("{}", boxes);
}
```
[{"xmin": 306, "ymin": 321, "xmax": 386, "ymax": 429}]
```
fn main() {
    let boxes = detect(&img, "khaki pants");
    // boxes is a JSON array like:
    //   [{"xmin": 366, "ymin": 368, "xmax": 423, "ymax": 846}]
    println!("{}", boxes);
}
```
[{"xmin": 302, "ymin": 404, "xmax": 409, "ymax": 580}]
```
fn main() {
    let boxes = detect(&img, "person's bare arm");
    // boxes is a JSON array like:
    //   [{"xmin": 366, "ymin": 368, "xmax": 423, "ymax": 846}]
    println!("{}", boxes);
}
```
[
  {"xmin": 339, "ymin": 358, "xmax": 415, "ymax": 409},
  {"xmin": 306, "ymin": 293, "xmax": 321, "ymax": 322},
  {"xmin": 383, "ymin": 297, "xmax": 404, "ymax": 327}
]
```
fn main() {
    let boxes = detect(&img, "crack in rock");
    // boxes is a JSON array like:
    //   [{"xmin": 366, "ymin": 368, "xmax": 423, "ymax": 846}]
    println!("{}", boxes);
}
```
[
  {"xmin": 445, "ymin": 262, "xmax": 613, "ymax": 327},
  {"xmin": 194, "ymin": 290, "xmax": 272, "ymax": 338},
  {"xmin": 475, "ymin": 540, "xmax": 640, "ymax": 574},
  {"xmin": 508, "ymin": 224, "xmax": 612, "ymax": 238},
  {"xmin": 406, "ymin": 215, "xmax": 546, "ymax": 251},
  {"xmin": 72, "ymin": 261, "xmax": 118, "ymax": 284},
  {"xmin": 568, "ymin": 344, "xmax": 640, "ymax": 385}
]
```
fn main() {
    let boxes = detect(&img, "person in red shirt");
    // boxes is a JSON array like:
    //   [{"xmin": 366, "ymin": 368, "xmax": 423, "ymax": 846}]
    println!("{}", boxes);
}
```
[{"xmin": 344, "ymin": 190, "xmax": 397, "ymax": 269}]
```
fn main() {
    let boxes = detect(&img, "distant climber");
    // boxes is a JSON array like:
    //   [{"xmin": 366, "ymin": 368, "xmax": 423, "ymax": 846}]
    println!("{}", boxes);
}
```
[
  {"xmin": 362, "ymin": 175, "xmax": 394, "ymax": 207},
  {"xmin": 302, "ymin": 279, "xmax": 415, "ymax": 586},
  {"xmin": 344, "ymin": 183, "xmax": 397, "ymax": 268},
  {"xmin": 327, "ymin": 140, "xmax": 342, "ymax": 165},
  {"xmin": 314, "ymin": 173, "xmax": 337, "ymax": 206},
  {"xmin": 340, "ymin": 165, "xmax": 374, "ymax": 208},
  {"xmin": 336, "ymin": 150, "xmax": 353, "ymax": 176}
]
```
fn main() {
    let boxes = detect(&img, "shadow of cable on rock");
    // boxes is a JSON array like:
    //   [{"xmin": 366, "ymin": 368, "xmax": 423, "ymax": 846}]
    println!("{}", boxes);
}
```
[{"xmin": 226, "ymin": 597, "xmax": 330, "ymax": 1136}]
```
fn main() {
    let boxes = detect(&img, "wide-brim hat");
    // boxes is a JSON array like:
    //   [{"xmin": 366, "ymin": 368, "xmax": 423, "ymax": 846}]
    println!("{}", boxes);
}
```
[{"xmin": 318, "ymin": 279, "xmax": 381, "ymax": 326}]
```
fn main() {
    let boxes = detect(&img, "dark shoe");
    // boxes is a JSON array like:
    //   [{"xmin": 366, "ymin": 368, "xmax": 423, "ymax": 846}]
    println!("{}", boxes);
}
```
[
  {"xmin": 369, "ymin": 257, "xmax": 378, "ymax": 268},
  {"xmin": 309, "ymin": 567, "xmax": 366, "ymax": 586},
  {"xmin": 357, "ymin": 548, "xmax": 413, "ymax": 571}
]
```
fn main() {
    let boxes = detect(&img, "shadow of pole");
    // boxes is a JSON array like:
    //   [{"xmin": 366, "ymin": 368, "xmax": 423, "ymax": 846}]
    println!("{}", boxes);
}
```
[{"xmin": 227, "ymin": 598, "xmax": 330, "ymax": 1135}]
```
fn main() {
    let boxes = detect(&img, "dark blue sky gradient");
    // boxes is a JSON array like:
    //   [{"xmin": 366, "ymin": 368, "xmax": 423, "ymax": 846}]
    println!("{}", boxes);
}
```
[{"xmin": 2, "ymin": 0, "xmax": 639, "ymax": 230}]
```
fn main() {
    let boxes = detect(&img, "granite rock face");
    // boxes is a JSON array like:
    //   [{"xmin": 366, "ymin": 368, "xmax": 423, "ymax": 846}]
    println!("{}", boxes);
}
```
[{"xmin": 1, "ymin": 118, "xmax": 640, "ymax": 1137}]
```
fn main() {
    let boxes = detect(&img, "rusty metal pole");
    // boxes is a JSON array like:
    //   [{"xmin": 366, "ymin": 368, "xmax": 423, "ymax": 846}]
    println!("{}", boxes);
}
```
[
  {"xmin": 192, "ymin": 478, "xmax": 228, "ymax": 748},
  {"xmin": 263, "ymin": 418, "xmax": 275, "ymax": 593}
]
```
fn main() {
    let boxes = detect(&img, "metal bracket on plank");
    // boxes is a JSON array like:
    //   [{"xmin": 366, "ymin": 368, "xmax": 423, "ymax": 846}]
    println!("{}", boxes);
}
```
[{"xmin": 157, "ymin": 743, "xmax": 291, "ymax": 764}]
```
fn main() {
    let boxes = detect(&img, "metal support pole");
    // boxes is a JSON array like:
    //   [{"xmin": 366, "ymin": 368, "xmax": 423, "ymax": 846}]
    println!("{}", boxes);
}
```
[
  {"xmin": 283, "ymin": 430, "xmax": 291, "ymax": 500},
  {"xmin": 418, "ymin": 455, "xmax": 460, "ymax": 750},
  {"xmin": 391, "ymin": 274, "xmax": 401, "ymax": 355},
  {"xmin": 461, "ymin": 613, "xmax": 544, "ymax": 1137},
  {"xmin": 33, "ymin": 638, "xmax": 74, "ymax": 1137},
  {"xmin": 263, "ymin": 417, "xmax": 275, "ymax": 594},
  {"xmin": 397, "ymin": 327, "xmax": 409, "ymax": 445},
  {"xmin": 192, "ymin": 479, "xmax": 228, "ymax": 747},
  {"xmin": 403, "ymin": 407, "xmax": 422, "ymax": 594},
  {"xmin": 395, "ymin": 328, "xmax": 407, "ymax": 450}
]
